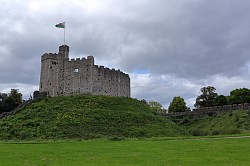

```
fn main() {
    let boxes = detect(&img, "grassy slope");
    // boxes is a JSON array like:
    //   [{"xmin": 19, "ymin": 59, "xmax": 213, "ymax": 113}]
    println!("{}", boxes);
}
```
[
  {"xmin": 185, "ymin": 110, "xmax": 250, "ymax": 135},
  {"xmin": 1, "ymin": 138, "xmax": 250, "ymax": 165},
  {"xmin": 0, "ymin": 95, "xmax": 188, "ymax": 140}
]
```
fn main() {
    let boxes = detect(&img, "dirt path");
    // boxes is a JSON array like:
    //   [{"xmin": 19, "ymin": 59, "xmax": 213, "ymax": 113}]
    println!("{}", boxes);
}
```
[{"xmin": 184, "ymin": 135, "xmax": 250, "ymax": 141}]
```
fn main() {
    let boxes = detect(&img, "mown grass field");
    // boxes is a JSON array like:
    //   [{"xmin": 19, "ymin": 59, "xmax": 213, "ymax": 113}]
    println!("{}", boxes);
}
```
[{"xmin": 1, "ymin": 137, "xmax": 250, "ymax": 166}]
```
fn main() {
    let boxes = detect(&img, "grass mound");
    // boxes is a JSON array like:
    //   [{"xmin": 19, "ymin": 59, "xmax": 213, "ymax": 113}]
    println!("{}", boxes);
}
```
[{"xmin": 0, "ymin": 95, "xmax": 188, "ymax": 140}]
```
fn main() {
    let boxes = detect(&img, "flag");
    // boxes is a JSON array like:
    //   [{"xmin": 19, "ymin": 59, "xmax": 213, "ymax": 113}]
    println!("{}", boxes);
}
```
[{"xmin": 55, "ymin": 22, "xmax": 65, "ymax": 28}]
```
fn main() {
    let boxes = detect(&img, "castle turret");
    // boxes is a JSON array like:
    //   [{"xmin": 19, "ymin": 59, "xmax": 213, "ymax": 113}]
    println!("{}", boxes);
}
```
[
  {"xmin": 59, "ymin": 45, "xmax": 69, "ymax": 59},
  {"xmin": 38, "ymin": 45, "xmax": 130, "ymax": 98}
]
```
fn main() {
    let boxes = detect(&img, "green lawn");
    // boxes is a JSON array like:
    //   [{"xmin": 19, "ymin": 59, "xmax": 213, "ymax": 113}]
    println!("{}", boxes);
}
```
[{"xmin": 0, "ymin": 137, "xmax": 250, "ymax": 166}]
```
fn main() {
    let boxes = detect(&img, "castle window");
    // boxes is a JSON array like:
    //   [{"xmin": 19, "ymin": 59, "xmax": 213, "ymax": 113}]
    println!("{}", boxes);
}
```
[
  {"xmin": 50, "ymin": 66, "xmax": 52, "ymax": 69},
  {"xmin": 74, "ymin": 68, "xmax": 79, "ymax": 72},
  {"xmin": 52, "ymin": 61, "xmax": 57, "ymax": 65}
]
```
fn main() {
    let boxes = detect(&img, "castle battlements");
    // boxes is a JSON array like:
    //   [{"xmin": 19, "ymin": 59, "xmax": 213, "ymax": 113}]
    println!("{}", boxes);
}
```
[
  {"xmin": 41, "ymin": 53, "xmax": 58, "ymax": 61},
  {"xmin": 38, "ymin": 45, "xmax": 130, "ymax": 97}
]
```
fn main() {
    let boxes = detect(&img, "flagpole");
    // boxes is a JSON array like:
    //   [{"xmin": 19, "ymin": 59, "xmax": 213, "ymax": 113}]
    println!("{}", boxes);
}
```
[
  {"xmin": 55, "ymin": 22, "xmax": 66, "ymax": 45},
  {"xmin": 64, "ymin": 22, "xmax": 66, "ymax": 45}
]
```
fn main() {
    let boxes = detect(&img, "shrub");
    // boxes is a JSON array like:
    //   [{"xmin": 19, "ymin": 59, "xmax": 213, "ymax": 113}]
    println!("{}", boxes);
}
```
[
  {"xmin": 189, "ymin": 129, "xmax": 208, "ymax": 136},
  {"xmin": 222, "ymin": 128, "xmax": 241, "ymax": 135},
  {"xmin": 211, "ymin": 129, "xmax": 220, "ymax": 135},
  {"xmin": 180, "ymin": 117, "xmax": 191, "ymax": 125},
  {"xmin": 110, "ymin": 136, "xmax": 124, "ymax": 141},
  {"xmin": 20, "ymin": 131, "xmax": 30, "ymax": 140}
]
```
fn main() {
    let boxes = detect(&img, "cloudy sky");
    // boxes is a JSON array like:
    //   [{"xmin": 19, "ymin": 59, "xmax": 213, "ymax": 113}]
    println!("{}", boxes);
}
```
[{"xmin": 1, "ymin": 0, "xmax": 250, "ymax": 109}]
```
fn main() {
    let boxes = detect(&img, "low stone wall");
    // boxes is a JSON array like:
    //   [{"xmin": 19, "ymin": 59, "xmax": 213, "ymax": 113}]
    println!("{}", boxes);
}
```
[
  {"xmin": 193, "ymin": 103, "xmax": 250, "ymax": 112},
  {"xmin": 0, "ymin": 100, "xmax": 32, "ymax": 120},
  {"xmin": 165, "ymin": 103, "xmax": 250, "ymax": 117}
]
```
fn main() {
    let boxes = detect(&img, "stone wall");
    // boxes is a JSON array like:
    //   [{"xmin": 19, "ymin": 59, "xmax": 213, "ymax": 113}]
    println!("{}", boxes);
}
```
[
  {"xmin": 193, "ymin": 103, "xmax": 250, "ymax": 112},
  {"xmin": 39, "ymin": 45, "xmax": 130, "ymax": 97},
  {"xmin": 165, "ymin": 103, "xmax": 250, "ymax": 117},
  {"xmin": 0, "ymin": 100, "xmax": 32, "ymax": 120}
]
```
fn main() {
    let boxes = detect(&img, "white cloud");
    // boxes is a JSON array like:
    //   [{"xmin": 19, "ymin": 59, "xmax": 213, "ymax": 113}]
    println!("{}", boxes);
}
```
[
  {"xmin": 0, "ymin": 0, "xmax": 249, "ymax": 110},
  {"xmin": 0, "ymin": 83, "xmax": 38, "ymax": 100},
  {"xmin": 131, "ymin": 73, "xmax": 250, "ymax": 109}
]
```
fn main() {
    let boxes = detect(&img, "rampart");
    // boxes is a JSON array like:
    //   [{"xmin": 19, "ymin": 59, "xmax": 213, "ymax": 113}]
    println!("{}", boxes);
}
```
[
  {"xmin": 165, "ymin": 103, "xmax": 250, "ymax": 117},
  {"xmin": 38, "ymin": 45, "xmax": 130, "ymax": 98}
]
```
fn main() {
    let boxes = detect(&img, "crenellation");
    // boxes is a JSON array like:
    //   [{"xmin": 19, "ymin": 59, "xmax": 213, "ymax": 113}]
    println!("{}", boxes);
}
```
[
  {"xmin": 41, "ymin": 53, "xmax": 57, "ymax": 61},
  {"xmin": 166, "ymin": 102, "xmax": 250, "ymax": 118},
  {"xmin": 39, "ymin": 45, "xmax": 130, "ymax": 98}
]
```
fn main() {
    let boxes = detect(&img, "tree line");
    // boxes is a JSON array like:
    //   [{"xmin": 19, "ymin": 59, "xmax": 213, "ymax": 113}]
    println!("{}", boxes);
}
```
[
  {"xmin": 147, "ymin": 86, "xmax": 250, "ymax": 114},
  {"xmin": 0, "ymin": 89, "xmax": 22, "ymax": 114},
  {"xmin": 194, "ymin": 86, "xmax": 250, "ymax": 108}
]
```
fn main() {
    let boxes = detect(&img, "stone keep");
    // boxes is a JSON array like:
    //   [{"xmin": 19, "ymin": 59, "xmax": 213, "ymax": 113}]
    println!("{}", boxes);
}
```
[{"xmin": 39, "ymin": 45, "xmax": 130, "ymax": 97}]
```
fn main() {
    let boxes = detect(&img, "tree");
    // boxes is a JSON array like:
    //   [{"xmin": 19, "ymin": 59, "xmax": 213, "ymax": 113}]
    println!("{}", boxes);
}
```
[
  {"xmin": 228, "ymin": 88, "xmax": 250, "ymax": 105},
  {"xmin": 214, "ymin": 95, "xmax": 228, "ymax": 106},
  {"xmin": 148, "ymin": 101, "xmax": 165, "ymax": 114},
  {"xmin": 194, "ymin": 86, "xmax": 218, "ymax": 108},
  {"xmin": 168, "ymin": 96, "xmax": 189, "ymax": 113},
  {"xmin": 0, "ymin": 93, "xmax": 8, "ymax": 112},
  {"xmin": 141, "ymin": 99, "xmax": 147, "ymax": 104},
  {"xmin": 0, "ymin": 89, "xmax": 22, "ymax": 113},
  {"xmin": 9, "ymin": 89, "xmax": 22, "ymax": 105}
]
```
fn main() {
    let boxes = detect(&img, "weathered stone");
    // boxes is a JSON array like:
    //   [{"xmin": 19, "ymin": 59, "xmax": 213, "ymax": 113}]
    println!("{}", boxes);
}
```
[{"xmin": 39, "ymin": 45, "xmax": 130, "ymax": 97}]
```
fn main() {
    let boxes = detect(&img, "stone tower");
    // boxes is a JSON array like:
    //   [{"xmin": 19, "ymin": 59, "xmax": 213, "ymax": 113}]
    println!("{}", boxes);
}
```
[{"xmin": 39, "ymin": 45, "xmax": 130, "ymax": 97}]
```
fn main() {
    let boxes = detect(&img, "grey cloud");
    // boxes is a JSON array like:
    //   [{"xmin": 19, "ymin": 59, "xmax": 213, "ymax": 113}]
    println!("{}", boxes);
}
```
[
  {"xmin": 0, "ymin": 0, "xmax": 250, "ymax": 105},
  {"xmin": 131, "ymin": 73, "xmax": 250, "ymax": 109},
  {"xmin": 110, "ymin": 0, "xmax": 250, "ymax": 78}
]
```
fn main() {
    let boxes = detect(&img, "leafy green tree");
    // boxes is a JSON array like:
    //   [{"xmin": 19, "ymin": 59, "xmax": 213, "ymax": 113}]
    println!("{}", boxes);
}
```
[
  {"xmin": 0, "ymin": 93, "xmax": 8, "ymax": 112},
  {"xmin": 194, "ymin": 86, "xmax": 218, "ymax": 108},
  {"xmin": 168, "ymin": 96, "xmax": 189, "ymax": 113},
  {"xmin": 0, "ymin": 89, "xmax": 22, "ymax": 113},
  {"xmin": 141, "ymin": 99, "xmax": 147, "ymax": 104},
  {"xmin": 148, "ymin": 101, "xmax": 165, "ymax": 114},
  {"xmin": 228, "ymin": 88, "xmax": 250, "ymax": 104},
  {"xmin": 214, "ymin": 95, "xmax": 228, "ymax": 106},
  {"xmin": 9, "ymin": 89, "xmax": 22, "ymax": 105}
]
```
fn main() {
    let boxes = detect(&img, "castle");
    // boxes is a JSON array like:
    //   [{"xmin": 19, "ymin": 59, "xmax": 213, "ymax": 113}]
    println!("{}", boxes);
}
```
[{"xmin": 37, "ymin": 45, "xmax": 130, "ymax": 97}]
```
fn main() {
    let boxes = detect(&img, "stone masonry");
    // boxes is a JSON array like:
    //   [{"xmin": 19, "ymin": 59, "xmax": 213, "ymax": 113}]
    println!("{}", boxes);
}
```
[
  {"xmin": 165, "ymin": 103, "xmax": 250, "ymax": 117},
  {"xmin": 39, "ymin": 45, "xmax": 130, "ymax": 97}
]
